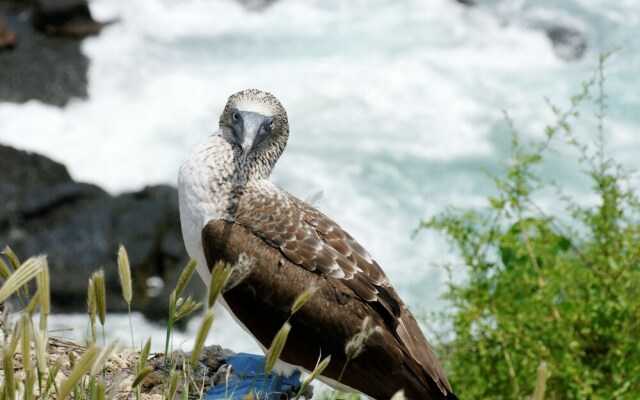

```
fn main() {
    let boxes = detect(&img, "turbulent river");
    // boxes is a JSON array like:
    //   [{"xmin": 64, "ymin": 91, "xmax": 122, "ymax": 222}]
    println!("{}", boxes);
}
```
[{"xmin": 1, "ymin": 0, "xmax": 638, "ymax": 355}]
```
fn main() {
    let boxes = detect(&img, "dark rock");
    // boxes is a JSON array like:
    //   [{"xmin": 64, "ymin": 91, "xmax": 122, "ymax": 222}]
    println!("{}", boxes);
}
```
[
  {"xmin": 0, "ymin": 2, "xmax": 89, "ymax": 106},
  {"xmin": 0, "ymin": 0, "xmax": 114, "ymax": 106},
  {"xmin": 0, "ymin": 16, "xmax": 18, "ymax": 50},
  {"xmin": 545, "ymin": 25, "xmax": 587, "ymax": 62},
  {"xmin": 450, "ymin": 0, "xmax": 588, "ymax": 62},
  {"xmin": 33, "ymin": 0, "xmax": 112, "ymax": 37},
  {"xmin": 0, "ymin": 144, "xmax": 204, "ymax": 321}
]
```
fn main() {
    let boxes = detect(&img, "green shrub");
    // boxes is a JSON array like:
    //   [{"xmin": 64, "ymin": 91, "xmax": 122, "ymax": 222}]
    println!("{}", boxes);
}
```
[{"xmin": 420, "ymin": 52, "xmax": 640, "ymax": 399}]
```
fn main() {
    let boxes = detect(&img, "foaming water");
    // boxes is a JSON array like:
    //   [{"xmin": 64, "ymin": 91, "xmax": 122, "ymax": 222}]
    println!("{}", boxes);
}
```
[{"xmin": 2, "ymin": 0, "xmax": 639, "ymax": 353}]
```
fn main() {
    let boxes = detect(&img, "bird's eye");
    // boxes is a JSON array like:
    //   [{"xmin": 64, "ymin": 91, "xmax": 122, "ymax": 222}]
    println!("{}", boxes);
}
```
[
  {"xmin": 232, "ymin": 111, "xmax": 239, "ymax": 122},
  {"xmin": 266, "ymin": 117, "xmax": 275, "ymax": 133}
]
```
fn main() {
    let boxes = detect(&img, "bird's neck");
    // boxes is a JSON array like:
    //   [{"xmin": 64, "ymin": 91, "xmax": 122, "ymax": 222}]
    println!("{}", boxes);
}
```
[{"xmin": 180, "ymin": 135, "xmax": 274, "ymax": 221}]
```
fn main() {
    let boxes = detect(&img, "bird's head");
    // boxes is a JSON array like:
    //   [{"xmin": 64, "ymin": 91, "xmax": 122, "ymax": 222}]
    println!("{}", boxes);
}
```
[{"xmin": 219, "ymin": 89, "xmax": 289, "ymax": 177}]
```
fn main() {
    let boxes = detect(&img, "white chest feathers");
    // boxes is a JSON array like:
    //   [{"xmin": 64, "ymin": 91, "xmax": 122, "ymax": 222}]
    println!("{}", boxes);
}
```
[{"xmin": 177, "ymin": 135, "xmax": 235, "ymax": 283}]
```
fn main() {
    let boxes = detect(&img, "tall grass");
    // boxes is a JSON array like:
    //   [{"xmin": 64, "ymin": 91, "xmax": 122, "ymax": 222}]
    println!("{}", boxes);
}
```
[{"xmin": 0, "ymin": 246, "xmax": 347, "ymax": 400}]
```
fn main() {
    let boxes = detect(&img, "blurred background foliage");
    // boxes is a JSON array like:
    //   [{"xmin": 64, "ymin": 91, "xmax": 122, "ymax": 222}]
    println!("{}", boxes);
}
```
[{"xmin": 420, "ymin": 53, "xmax": 640, "ymax": 399}]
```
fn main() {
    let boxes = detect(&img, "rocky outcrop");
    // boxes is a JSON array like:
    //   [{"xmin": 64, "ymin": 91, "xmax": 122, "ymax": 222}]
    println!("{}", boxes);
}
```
[
  {"xmin": 0, "ymin": 144, "xmax": 204, "ymax": 320},
  {"xmin": 0, "ymin": 0, "xmax": 112, "ymax": 106},
  {"xmin": 33, "ymin": 0, "xmax": 113, "ymax": 37}
]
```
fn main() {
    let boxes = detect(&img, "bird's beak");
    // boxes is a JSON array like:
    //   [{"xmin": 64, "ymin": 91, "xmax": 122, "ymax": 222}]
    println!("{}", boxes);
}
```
[{"xmin": 236, "ymin": 111, "xmax": 271, "ymax": 161}]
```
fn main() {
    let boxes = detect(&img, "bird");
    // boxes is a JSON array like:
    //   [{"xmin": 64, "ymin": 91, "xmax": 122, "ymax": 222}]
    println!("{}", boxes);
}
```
[{"xmin": 178, "ymin": 89, "xmax": 458, "ymax": 400}]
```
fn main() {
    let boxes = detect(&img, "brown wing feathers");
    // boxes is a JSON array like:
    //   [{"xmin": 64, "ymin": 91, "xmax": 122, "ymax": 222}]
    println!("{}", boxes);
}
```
[{"xmin": 222, "ymin": 184, "xmax": 454, "ymax": 398}]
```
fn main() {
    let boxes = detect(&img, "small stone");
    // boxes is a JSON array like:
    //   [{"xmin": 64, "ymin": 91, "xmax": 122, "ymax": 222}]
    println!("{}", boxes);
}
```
[{"xmin": 0, "ymin": 17, "xmax": 18, "ymax": 50}]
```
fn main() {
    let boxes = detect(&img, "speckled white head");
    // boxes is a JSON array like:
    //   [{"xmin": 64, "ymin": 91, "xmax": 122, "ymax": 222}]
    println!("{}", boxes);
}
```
[
  {"xmin": 222, "ymin": 89, "xmax": 286, "ymax": 117},
  {"xmin": 217, "ymin": 89, "xmax": 290, "ymax": 180}
]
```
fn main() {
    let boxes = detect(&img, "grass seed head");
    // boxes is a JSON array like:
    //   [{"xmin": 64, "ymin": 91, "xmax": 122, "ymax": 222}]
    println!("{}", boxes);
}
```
[
  {"xmin": 190, "ymin": 309, "xmax": 215, "ymax": 367},
  {"xmin": 174, "ymin": 296, "xmax": 202, "ymax": 321},
  {"xmin": 91, "ymin": 269, "xmax": 107, "ymax": 326},
  {"xmin": 208, "ymin": 262, "xmax": 231, "ymax": 308},
  {"xmin": 3, "ymin": 247, "xmax": 29, "ymax": 298},
  {"xmin": 291, "ymin": 286, "xmax": 318, "ymax": 315},
  {"xmin": 20, "ymin": 315, "xmax": 31, "ymax": 374},
  {"xmin": 3, "ymin": 343, "xmax": 16, "ymax": 400},
  {"xmin": 139, "ymin": 337, "xmax": 152, "ymax": 369},
  {"xmin": 33, "ymin": 327, "xmax": 48, "ymax": 372},
  {"xmin": 296, "ymin": 355, "xmax": 331, "ymax": 400},
  {"xmin": 167, "ymin": 370, "xmax": 181, "ymax": 400},
  {"xmin": 58, "ymin": 345, "xmax": 101, "ymax": 400},
  {"xmin": 2, "ymin": 246, "xmax": 20, "ymax": 270},
  {"xmin": 117, "ymin": 245, "xmax": 133, "ymax": 304},
  {"xmin": 26, "ymin": 289, "xmax": 40, "ymax": 316},
  {"xmin": 0, "ymin": 256, "xmax": 43, "ymax": 304},
  {"xmin": 37, "ymin": 257, "xmax": 50, "ymax": 331},
  {"xmin": 87, "ymin": 277, "xmax": 97, "ymax": 342},
  {"xmin": 96, "ymin": 380, "xmax": 106, "ymax": 400},
  {"xmin": 36, "ymin": 257, "xmax": 50, "ymax": 315},
  {"xmin": 0, "ymin": 256, "xmax": 11, "ymax": 280},
  {"xmin": 265, "ymin": 322, "xmax": 291, "ymax": 375},
  {"xmin": 9, "ymin": 317, "xmax": 22, "ymax": 354},
  {"xmin": 345, "ymin": 316, "xmax": 375, "ymax": 361},
  {"xmin": 132, "ymin": 365, "xmax": 154, "ymax": 388},
  {"xmin": 90, "ymin": 340, "xmax": 118, "ymax": 377},
  {"xmin": 175, "ymin": 259, "xmax": 197, "ymax": 299}
]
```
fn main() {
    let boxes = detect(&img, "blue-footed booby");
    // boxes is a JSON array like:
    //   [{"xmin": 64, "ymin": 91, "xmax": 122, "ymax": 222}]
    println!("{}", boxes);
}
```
[{"xmin": 178, "ymin": 89, "xmax": 458, "ymax": 400}]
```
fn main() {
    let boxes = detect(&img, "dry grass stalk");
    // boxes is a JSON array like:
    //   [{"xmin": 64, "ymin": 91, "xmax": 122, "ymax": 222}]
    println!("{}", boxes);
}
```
[{"xmin": 265, "ymin": 322, "xmax": 291, "ymax": 375}]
